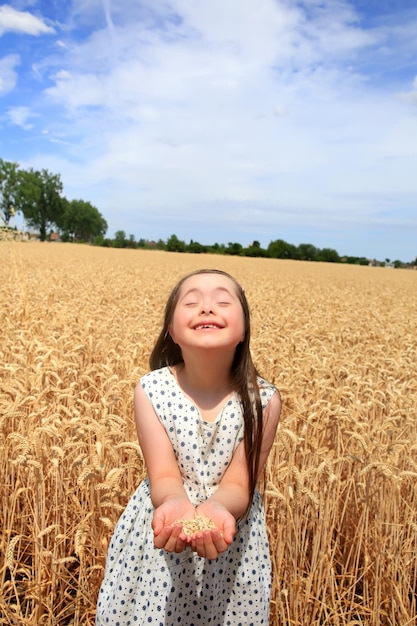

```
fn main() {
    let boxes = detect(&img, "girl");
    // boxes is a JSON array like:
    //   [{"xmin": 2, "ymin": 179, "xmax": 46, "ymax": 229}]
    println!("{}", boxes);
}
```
[{"xmin": 96, "ymin": 269, "xmax": 281, "ymax": 625}]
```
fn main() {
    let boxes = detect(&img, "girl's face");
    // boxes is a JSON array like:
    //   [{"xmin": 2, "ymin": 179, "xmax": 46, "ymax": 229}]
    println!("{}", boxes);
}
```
[{"xmin": 169, "ymin": 273, "xmax": 245, "ymax": 354}]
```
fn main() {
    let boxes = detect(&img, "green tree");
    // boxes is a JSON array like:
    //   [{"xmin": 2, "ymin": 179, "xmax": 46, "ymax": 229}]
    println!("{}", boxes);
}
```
[
  {"xmin": 113, "ymin": 230, "xmax": 128, "ymax": 248},
  {"xmin": 297, "ymin": 243, "xmax": 318, "ymax": 261},
  {"xmin": 344, "ymin": 256, "xmax": 359, "ymax": 265},
  {"xmin": 166, "ymin": 234, "xmax": 186, "ymax": 252},
  {"xmin": 17, "ymin": 168, "xmax": 65, "ymax": 241},
  {"xmin": 244, "ymin": 241, "xmax": 267, "ymax": 257},
  {"xmin": 225, "ymin": 242, "xmax": 243, "ymax": 256},
  {"xmin": 267, "ymin": 239, "xmax": 297, "ymax": 259},
  {"xmin": 209, "ymin": 242, "xmax": 225, "ymax": 254},
  {"xmin": 0, "ymin": 159, "xmax": 20, "ymax": 226},
  {"xmin": 127, "ymin": 234, "xmax": 136, "ymax": 249},
  {"xmin": 317, "ymin": 248, "xmax": 340, "ymax": 263},
  {"xmin": 187, "ymin": 239, "xmax": 208, "ymax": 254},
  {"xmin": 60, "ymin": 198, "xmax": 107, "ymax": 242}
]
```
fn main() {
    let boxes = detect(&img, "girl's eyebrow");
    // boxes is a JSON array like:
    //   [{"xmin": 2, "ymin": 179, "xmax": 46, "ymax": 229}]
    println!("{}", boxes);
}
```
[
  {"xmin": 215, "ymin": 286, "xmax": 235, "ymax": 298},
  {"xmin": 179, "ymin": 286, "xmax": 235, "ymax": 300},
  {"xmin": 179, "ymin": 287, "xmax": 200, "ymax": 300}
]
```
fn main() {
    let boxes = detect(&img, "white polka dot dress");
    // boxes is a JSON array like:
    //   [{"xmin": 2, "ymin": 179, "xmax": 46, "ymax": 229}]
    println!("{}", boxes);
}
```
[{"xmin": 96, "ymin": 367, "xmax": 277, "ymax": 626}]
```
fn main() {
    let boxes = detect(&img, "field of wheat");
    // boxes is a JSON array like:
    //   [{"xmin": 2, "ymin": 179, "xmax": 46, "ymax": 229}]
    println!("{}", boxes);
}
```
[{"xmin": 1, "ymin": 242, "xmax": 416, "ymax": 625}]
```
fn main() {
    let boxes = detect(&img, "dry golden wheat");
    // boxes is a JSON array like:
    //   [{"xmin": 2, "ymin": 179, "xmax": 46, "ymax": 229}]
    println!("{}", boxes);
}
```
[
  {"xmin": 173, "ymin": 515, "xmax": 217, "ymax": 534},
  {"xmin": 1, "ymin": 242, "xmax": 416, "ymax": 625}
]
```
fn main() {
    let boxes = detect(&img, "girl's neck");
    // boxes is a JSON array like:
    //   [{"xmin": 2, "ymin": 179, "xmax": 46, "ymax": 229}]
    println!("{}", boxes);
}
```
[
  {"xmin": 174, "ymin": 351, "xmax": 234, "ymax": 395},
  {"xmin": 173, "ymin": 361, "xmax": 234, "ymax": 419}
]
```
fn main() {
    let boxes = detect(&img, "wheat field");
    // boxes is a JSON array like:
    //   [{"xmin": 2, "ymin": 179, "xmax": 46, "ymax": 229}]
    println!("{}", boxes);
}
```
[{"xmin": 1, "ymin": 242, "xmax": 416, "ymax": 626}]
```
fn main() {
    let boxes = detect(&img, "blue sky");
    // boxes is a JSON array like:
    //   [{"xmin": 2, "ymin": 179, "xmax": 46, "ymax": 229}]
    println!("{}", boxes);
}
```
[{"xmin": 1, "ymin": 0, "xmax": 416, "ymax": 261}]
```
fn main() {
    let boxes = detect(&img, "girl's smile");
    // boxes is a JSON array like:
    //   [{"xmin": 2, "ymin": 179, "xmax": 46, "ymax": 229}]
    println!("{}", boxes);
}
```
[{"xmin": 193, "ymin": 323, "xmax": 224, "ymax": 330}]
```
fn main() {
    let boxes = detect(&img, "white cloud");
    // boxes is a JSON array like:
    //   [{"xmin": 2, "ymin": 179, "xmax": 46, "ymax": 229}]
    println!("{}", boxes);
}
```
[
  {"xmin": 398, "ymin": 75, "xmax": 417, "ymax": 106},
  {"xmin": 7, "ymin": 105, "xmax": 35, "ymax": 129},
  {"xmin": 0, "ymin": 53, "xmax": 20, "ymax": 95},
  {"xmin": 39, "ymin": 2, "xmax": 415, "ymax": 205},
  {"xmin": 0, "ymin": 4, "xmax": 55, "ymax": 36}
]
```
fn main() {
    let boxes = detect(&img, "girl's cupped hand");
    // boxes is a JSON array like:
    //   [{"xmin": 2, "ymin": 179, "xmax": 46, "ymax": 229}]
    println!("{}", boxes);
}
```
[
  {"xmin": 152, "ymin": 498, "xmax": 196, "ymax": 553},
  {"xmin": 190, "ymin": 502, "xmax": 236, "ymax": 560}
]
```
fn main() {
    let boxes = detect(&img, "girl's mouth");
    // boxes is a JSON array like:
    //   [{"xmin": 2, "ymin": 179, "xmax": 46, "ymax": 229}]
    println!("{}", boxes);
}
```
[{"xmin": 194, "ymin": 324, "xmax": 222, "ymax": 330}]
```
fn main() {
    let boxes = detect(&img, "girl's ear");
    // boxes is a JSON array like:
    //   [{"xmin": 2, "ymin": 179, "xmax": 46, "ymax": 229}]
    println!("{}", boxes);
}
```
[{"xmin": 168, "ymin": 324, "xmax": 175, "ymax": 343}]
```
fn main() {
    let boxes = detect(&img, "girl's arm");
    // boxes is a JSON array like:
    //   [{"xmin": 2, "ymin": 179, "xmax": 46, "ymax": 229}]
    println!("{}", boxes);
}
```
[
  {"xmin": 193, "ymin": 390, "xmax": 282, "ymax": 559},
  {"xmin": 134, "ymin": 382, "xmax": 195, "ymax": 551},
  {"xmin": 208, "ymin": 389, "xmax": 281, "ymax": 515}
]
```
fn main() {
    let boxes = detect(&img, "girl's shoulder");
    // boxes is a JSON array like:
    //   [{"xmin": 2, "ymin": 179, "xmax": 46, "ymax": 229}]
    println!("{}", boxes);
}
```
[
  {"xmin": 256, "ymin": 375, "xmax": 279, "ymax": 406},
  {"xmin": 257, "ymin": 374, "xmax": 277, "ymax": 391},
  {"xmin": 139, "ymin": 366, "xmax": 171, "ymax": 388}
]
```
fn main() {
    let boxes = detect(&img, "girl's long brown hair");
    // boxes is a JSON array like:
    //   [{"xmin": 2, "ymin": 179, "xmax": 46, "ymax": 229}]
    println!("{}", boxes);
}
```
[{"xmin": 149, "ymin": 269, "xmax": 264, "ymax": 512}]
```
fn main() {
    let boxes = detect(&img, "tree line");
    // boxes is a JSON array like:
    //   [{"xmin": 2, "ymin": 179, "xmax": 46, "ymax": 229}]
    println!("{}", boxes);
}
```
[
  {"xmin": 106, "ymin": 232, "xmax": 414, "ymax": 268},
  {"xmin": 1, "ymin": 158, "xmax": 414, "ymax": 267},
  {"xmin": 0, "ymin": 158, "xmax": 107, "ymax": 242}
]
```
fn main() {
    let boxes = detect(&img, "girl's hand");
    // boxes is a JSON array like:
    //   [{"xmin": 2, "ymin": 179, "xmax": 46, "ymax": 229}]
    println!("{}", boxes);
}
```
[
  {"xmin": 190, "ymin": 502, "xmax": 236, "ymax": 559},
  {"xmin": 152, "ymin": 499, "xmax": 195, "ymax": 553}
]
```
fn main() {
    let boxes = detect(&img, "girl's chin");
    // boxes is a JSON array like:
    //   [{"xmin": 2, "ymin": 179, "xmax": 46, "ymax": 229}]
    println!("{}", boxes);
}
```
[{"xmin": 180, "ymin": 339, "xmax": 239, "ymax": 353}]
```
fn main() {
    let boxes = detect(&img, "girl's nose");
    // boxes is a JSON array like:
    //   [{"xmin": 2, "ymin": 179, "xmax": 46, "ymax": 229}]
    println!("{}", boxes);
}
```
[{"xmin": 200, "ymin": 301, "xmax": 214, "ymax": 314}]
